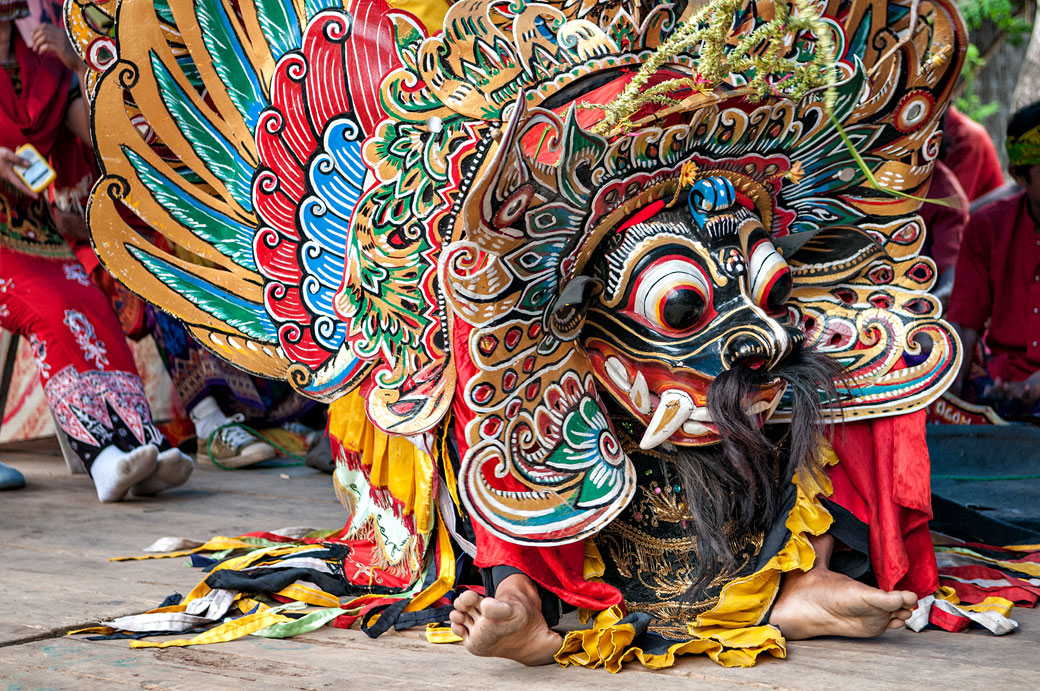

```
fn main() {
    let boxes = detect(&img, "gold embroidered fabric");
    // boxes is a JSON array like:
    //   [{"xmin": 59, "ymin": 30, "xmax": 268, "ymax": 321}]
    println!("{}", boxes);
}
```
[
  {"xmin": 557, "ymin": 443, "xmax": 839, "ymax": 671},
  {"xmin": 593, "ymin": 449, "xmax": 769, "ymax": 639}
]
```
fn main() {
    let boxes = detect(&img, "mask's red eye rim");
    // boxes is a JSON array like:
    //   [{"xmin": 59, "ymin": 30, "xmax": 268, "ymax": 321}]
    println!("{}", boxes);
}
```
[{"xmin": 748, "ymin": 238, "xmax": 792, "ymax": 317}]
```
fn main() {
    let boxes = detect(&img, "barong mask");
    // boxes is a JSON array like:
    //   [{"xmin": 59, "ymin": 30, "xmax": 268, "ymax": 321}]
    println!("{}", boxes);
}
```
[
  {"xmin": 70, "ymin": 0, "xmax": 965, "ymax": 545},
  {"xmin": 582, "ymin": 176, "xmax": 799, "ymax": 451}
]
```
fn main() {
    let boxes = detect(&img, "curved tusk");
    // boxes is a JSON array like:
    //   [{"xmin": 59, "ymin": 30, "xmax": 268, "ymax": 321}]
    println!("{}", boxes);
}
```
[{"xmin": 640, "ymin": 389, "xmax": 695, "ymax": 450}]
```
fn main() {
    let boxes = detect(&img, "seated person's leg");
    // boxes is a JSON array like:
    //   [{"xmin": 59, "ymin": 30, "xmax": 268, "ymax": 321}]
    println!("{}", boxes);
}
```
[
  {"xmin": 149, "ymin": 309, "xmax": 278, "ymax": 467},
  {"xmin": 2, "ymin": 256, "xmax": 189, "ymax": 500}
]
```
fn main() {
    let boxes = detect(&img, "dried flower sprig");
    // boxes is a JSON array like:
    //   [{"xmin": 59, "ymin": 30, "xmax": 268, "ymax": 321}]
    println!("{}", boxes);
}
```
[{"xmin": 593, "ymin": 0, "xmax": 839, "ymax": 136}]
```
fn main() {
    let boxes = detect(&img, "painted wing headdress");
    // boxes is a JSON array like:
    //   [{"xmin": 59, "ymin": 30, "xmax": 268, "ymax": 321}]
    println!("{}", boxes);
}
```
[{"xmin": 68, "ymin": 0, "xmax": 964, "ymax": 544}]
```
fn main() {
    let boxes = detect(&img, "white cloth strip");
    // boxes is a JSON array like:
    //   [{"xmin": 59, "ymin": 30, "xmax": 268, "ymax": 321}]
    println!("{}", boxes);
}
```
[
  {"xmin": 185, "ymin": 588, "xmax": 236, "ymax": 620},
  {"xmin": 439, "ymin": 476, "xmax": 476, "ymax": 557},
  {"xmin": 238, "ymin": 556, "xmax": 335, "ymax": 574},
  {"xmin": 104, "ymin": 612, "xmax": 215, "ymax": 633},
  {"xmin": 906, "ymin": 595, "xmax": 1018, "ymax": 635}
]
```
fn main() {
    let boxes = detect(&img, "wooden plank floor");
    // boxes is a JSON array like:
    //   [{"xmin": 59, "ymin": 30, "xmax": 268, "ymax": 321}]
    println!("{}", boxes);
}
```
[{"xmin": 2, "ymin": 445, "xmax": 1039, "ymax": 690}]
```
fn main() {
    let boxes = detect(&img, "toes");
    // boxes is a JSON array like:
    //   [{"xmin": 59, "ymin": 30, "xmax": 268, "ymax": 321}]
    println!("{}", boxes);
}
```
[
  {"xmin": 898, "ymin": 590, "xmax": 919, "ymax": 609},
  {"xmin": 450, "ymin": 603, "xmax": 476, "ymax": 631},
  {"xmin": 891, "ymin": 608, "xmax": 913, "ymax": 622},
  {"xmin": 863, "ymin": 588, "xmax": 911, "ymax": 613},
  {"xmin": 449, "ymin": 614, "xmax": 469, "ymax": 640},
  {"xmin": 480, "ymin": 596, "xmax": 518, "ymax": 622},
  {"xmin": 887, "ymin": 617, "xmax": 906, "ymax": 630},
  {"xmin": 454, "ymin": 589, "xmax": 483, "ymax": 614}
]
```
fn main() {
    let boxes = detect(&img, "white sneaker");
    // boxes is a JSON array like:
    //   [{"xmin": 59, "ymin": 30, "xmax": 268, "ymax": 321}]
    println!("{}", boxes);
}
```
[{"xmin": 198, "ymin": 414, "xmax": 277, "ymax": 468}]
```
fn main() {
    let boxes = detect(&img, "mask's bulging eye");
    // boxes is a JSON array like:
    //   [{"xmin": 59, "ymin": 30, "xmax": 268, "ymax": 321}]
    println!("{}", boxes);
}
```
[
  {"xmin": 748, "ymin": 239, "xmax": 792, "ymax": 316},
  {"xmin": 660, "ymin": 287, "xmax": 705, "ymax": 331},
  {"xmin": 629, "ymin": 257, "xmax": 711, "ymax": 334}
]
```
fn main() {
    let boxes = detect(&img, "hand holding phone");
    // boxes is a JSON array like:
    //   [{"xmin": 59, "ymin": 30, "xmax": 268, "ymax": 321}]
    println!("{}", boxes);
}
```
[{"xmin": 11, "ymin": 144, "xmax": 56, "ymax": 195}]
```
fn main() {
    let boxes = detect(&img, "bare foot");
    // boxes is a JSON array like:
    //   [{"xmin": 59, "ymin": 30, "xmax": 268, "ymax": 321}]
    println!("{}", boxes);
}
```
[
  {"xmin": 449, "ymin": 573, "xmax": 563, "ymax": 665},
  {"xmin": 769, "ymin": 535, "xmax": 918, "ymax": 640}
]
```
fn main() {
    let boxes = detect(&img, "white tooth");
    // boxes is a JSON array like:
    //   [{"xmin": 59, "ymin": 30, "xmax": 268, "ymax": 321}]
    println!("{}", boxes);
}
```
[
  {"xmin": 630, "ymin": 371, "xmax": 651, "ymax": 415},
  {"xmin": 745, "ymin": 385, "xmax": 787, "ymax": 419},
  {"xmin": 690, "ymin": 406, "xmax": 712, "ymax": 422},
  {"xmin": 747, "ymin": 400, "xmax": 770, "ymax": 415},
  {"xmin": 605, "ymin": 357, "xmax": 631, "ymax": 390},
  {"xmin": 682, "ymin": 420, "xmax": 711, "ymax": 435},
  {"xmin": 640, "ymin": 389, "xmax": 694, "ymax": 450},
  {"xmin": 764, "ymin": 385, "xmax": 787, "ymax": 418}
]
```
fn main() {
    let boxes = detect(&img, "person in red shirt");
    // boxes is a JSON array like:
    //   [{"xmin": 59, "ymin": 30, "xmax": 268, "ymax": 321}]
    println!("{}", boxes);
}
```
[
  {"xmin": 948, "ymin": 100, "xmax": 1040, "ymax": 417},
  {"xmin": 920, "ymin": 160, "xmax": 969, "ymax": 308},
  {"xmin": 942, "ymin": 106, "xmax": 1006, "ymax": 202}
]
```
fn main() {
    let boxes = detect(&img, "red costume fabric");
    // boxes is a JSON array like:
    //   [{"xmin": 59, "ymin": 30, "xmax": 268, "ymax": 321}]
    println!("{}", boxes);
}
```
[
  {"xmin": 942, "ymin": 107, "xmax": 1005, "ymax": 202},
  {"xmin": 947, "ymin": 190, "xmax": 1040, "ymax": 382},
  {"xmin": 0, "ymin": 247, "xmax": 168, "ymax": 466},
  {"xmin": 0, "ymin": 32, "xmax": 67, "ymax": 154},
  {"xmin": 919, "ymin": 161, "xmax": 968, "ymax": 275},
  {"xmin": 827, "ymin": 411, "xmax": 938, "ymax": 597}
]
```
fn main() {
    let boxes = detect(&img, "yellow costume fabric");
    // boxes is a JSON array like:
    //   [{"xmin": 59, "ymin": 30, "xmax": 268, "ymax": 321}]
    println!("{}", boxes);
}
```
[{"xmin": 555, "ymin": 445, "xmax": 838, "ymax": 671}]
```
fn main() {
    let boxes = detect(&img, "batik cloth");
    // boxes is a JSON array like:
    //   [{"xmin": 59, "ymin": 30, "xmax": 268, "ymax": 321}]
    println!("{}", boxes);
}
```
[
  {"xmin": 148, "ymin": 306, "xmax": 317, "ymax": 425},
  {"xmin": 0, "ymin": 245, "xmax": 168, "ymax": 467}
]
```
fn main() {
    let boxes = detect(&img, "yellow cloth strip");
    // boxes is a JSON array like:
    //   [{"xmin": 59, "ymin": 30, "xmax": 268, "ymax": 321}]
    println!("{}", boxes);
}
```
[
  {"xmin": 439, "ymin": 422, "xmax": 461, "ymax": 509},
  {"xmin": 405, "ymin": 517, "xmax": 455, "ymax": 613},
  {"xmin": 67, "ymin": 626, "xmax": 116, "ymax": 635},
  {"xmin": 960, "ymin": 597, "xmax": 1015, "ymax": 616},
  {"xmin": 1002, "ymin": 541, "xmax": 1040, "ymax": 553},
  {"xmin": 425, "ymin": 623, "xmax": 463, "ymax": 644},
  {"xmin": 328, "ymin": 390, "xmax": 436, "ymax": 533},
  {"xmin": 129, "ymin": 610, "xmax": 294, "ymax": 649},
  {"xmin": 274, "ymin": 584, "xmax": 341, "ymax": 609},
  {"xmin": 556, "ymin": 442, "xmax": 838, "ymax": 671},
  {"xmin": 582, "ymin": 539, "xmax": 607, "ymax": 580},
  {"xmin": 1005, "ymin": 544, "xmax": 1040, "ymax": 552},
  {"xmin": 109, "ymin": 536, "xmax": 258, "ymax": 561}
]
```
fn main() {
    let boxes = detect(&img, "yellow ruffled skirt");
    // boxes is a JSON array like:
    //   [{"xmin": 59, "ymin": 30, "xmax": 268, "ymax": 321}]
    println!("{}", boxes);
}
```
[{"xmin": 555, "ymin": 447, "xmax": 838, "ymax": 671}]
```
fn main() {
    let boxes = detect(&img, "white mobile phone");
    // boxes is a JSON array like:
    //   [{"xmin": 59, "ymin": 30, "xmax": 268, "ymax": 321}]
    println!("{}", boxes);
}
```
[{"xmin": 12, "ymin": 143, "xmax": 56, "ymax": 194}]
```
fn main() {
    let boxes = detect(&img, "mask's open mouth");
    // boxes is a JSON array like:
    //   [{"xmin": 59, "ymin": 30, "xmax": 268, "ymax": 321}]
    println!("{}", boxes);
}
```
[{"xmin": 585, "ymin": 339, "xmax": 787, "ymax": 450}]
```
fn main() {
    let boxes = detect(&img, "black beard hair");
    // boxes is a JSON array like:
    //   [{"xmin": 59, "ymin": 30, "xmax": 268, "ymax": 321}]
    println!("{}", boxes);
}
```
[{"xmin": 666, "ymin": 347, "xmax": 843, "ymax": 597}]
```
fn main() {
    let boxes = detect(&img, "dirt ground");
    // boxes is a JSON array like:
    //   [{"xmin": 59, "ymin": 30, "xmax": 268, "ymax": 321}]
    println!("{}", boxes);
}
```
[{"xmin": 2, "ymin": 439, "xmax": 1039, "ymax": 690}]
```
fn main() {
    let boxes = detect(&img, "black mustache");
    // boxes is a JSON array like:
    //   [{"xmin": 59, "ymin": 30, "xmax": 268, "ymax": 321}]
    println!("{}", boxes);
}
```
[{"xmin": 671, "ymin": 347, "xmax": 843, "ymax": 598}]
